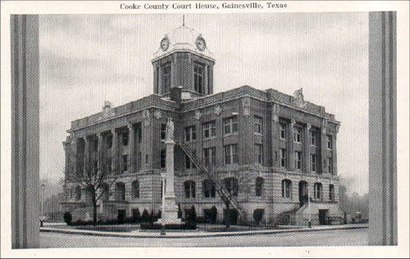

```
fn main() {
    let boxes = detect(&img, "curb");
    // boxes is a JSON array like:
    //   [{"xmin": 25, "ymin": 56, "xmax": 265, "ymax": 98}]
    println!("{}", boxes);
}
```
[{"xmin": 40, "ymin": 224, "xmax": 368, "ymax": 239}]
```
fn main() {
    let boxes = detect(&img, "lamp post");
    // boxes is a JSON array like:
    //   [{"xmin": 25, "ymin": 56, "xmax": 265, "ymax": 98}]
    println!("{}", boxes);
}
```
[
  {"xmin": 160, "ymin": 175, "xmax": 166, "ymax": 235},
  {"xmin": 40, "ymin": 183, "xmax": 45, "ymax": 227},
  {"xmin": 308, "ymin": 187, "xmax": 312, "ymax": 228}
]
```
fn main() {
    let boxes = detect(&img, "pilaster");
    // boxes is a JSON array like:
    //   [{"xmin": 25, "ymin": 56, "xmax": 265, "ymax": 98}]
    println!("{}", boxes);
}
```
[
  {"xmin": 304, "ymin": 123, "xmax": 311, "ymax": 173},
  {"xmin": 128, "ymin": 124, "xmax": 135, "ymax": 174}
]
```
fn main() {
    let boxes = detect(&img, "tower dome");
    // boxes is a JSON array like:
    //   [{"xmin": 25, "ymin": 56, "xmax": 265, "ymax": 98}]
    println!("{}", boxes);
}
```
[
  {"xmin": 152, "ymin": 24, "xmax": 214, "ymax": 61},
  {"xmin": 152, "ymin": 22, "xmax": 215, "ymax": 98}
]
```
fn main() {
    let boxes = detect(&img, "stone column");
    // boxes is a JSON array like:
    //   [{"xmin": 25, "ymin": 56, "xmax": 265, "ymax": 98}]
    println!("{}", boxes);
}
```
[
  {"xmin": 332, "ymin": 133, "xmax": 337, "ymax": 175},
  {"xmin": 128, "ymin": 123, "xmax": 135, "ymax": 174},
  {"xmin": 271, "ymin": 103, "xmax": 280, "ymax": 168},
  {"xmin": 288, "ymin": 119, "xmax": 295, "ymax": 170},
  {"xmin": 320, "ymin": 119, "xmax": 328, "ymax": 175},
  {"xmin": 84, "ymin": 136, "xmax": 90, "ymax": 174},
  {"xmin": 304, "ymin": 124, "xmax": 311, "ymax": 173},
  {"xmin": 63, "ymin": 137, "xmax": 71, "ymax": 181},
  {"xmin": 111, "ymin": 129, "xmax": 118, "ymax": 173},
  {"xmin": 97, "ymin": 133, "xmax": 103, "ymax": 172},
  {"xmin": 158, "ymin": 119, "xmax": 182, "ymax": 225}
]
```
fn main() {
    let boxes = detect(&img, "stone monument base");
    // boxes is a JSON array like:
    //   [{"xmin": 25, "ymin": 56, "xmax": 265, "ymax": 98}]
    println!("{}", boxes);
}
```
[{"xmin": 157, "ymin": 194, "xmax": 182, "ymax": 225}]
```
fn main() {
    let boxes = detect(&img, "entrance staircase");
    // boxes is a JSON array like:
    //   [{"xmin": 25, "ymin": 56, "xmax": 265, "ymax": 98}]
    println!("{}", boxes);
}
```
[{"xmin": 178, "ymin": 142, "xmax": 248, "ymax": 224}]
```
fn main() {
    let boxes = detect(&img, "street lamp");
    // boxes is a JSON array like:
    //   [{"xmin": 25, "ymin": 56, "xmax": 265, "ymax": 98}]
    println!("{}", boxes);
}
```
[
  {"xmin": 40, "ymin": 183, "xmax": 45, "ymax": 227},
  {"xmin": 308, "ymin": 187, "xmax": 312, "ymax": 228},
  {"xmin": 160, "ymin": 175, "xmax": 166, "ymax": 236}
]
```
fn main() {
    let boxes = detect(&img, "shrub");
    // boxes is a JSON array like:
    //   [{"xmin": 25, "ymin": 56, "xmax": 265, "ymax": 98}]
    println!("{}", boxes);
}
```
[
  {"xmin": 177, "ymin": 204, "xmax": 182, "ymax": 218},
  {"xmin": 140, "ymin": 222, "xmax": 197, "ymax": 230},
  {"xmin": 63, "ymin": 212, "xmax": 72, "ymax": 225},
  {"xmin": 141, "ymin": 209, "xmax": 149, "ymax": 222},
  {"xmin": 253, "ymin": 209, "xmax": 264, "ymax": 225},
  {"xmin": 132, "ymin": 209, "xmax": 141, "ymax": 223}
]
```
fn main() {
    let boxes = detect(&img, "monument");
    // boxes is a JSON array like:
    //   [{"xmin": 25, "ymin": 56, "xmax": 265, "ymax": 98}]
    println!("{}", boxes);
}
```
[{"xmin": 158, "ymin": 118, "xmax": 182, "ymax": 225}]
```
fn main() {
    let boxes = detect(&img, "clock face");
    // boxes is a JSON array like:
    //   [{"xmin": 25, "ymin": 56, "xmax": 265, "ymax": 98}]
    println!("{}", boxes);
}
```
[
  {"xmin": 160, "ymin": 37, "xmax": 169, "ymax": 51},
  {"xmin": 196, "ymin": 37, "xmax": 206, "ymax": 51}
]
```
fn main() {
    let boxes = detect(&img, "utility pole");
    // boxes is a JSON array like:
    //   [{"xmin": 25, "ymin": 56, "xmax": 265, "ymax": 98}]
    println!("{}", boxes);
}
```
[
  {"xmin": 160, "ymin": 176, "xmax": 166, "ymax": 235},
  {"xmin": 40, "ymin": 183, "xmax": 45, "ymax": 227},
  {"xmin": 308, "ymin": 187, "xmax": 312, "ymax": 228}
]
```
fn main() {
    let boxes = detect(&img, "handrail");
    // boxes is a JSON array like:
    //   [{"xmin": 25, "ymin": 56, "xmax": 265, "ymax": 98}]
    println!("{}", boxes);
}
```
[{"xmin": 178, "ymin": 141, "xmax": 247, "ymax": 220}]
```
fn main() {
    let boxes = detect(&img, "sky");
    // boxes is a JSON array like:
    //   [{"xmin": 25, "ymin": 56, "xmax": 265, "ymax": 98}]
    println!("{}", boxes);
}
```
[{"xmin": 39, "ymin": 13, "xmax": 369, "ymax": 195}]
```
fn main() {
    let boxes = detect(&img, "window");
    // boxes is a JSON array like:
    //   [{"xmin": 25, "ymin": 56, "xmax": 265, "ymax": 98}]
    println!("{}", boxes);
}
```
[
  {"xmin": 160, "ymin": 150, "xmax": 166, "ymax": 168},
  {"xmin": 327, "ymin": 135, "xmax": 333, "ymax": 149},
  {"xmin": 224, "ymin": 116, "xmax": 238, "ymax": 135},
  {"xmin": 184, "ymin": 126, "xmax": 196, "ymax": 142},
  {"xmin": 106, "ymin": 134, "xmax": 113, "ymax": 149},
  {"xmin": 255, "ymin": 144, "xmax": 263, "ymax": 164},
  {"xmin": 132, "ymin": 180, "xmax": 140, "ymax": 198},
  {"xmin": 255, "ymin": 177, "xmax": 264, "ymax": 197},
  {"xmin": 121, "ymin": 131, "xmax": 129, "ymax": 146},
  {"xmin": 137, "ymin": 152, "xmax": 142, "ymax": 171},
  {"xmin": 203, "ymin": 180, "xmax": 216, "ymax": 198},
  {"xmin": 162, "ymin": 64, "xmax": 171, "ymax": 93},
  {"xmin": 106, "ymin": 158, "xmax": 112, "ymax": 174},
  {"xmin": 203, "ymin": 121, "xmax": 216, "ymax": 139},
  {"xmin": 294, "ymin": 151, "xmax": 302, "ymax": 170},
  {"xmin": 121, "ymin": 155, "xmax": 128, "ymax": 173},
  {"xmin": 280, "ymin": 148, "xmax": 287, "ymax": 168},
  {"xmin": 311, "ymin": 154, "xmax": 317, "ymax": 172},
  {"xmin": 282, "ymin": 179, "xmax": 292, "ymax": 198},
  {"xmin": 115, "ymin": 182, "xmax": 126, "ymax": 201},
  {"xmin": 254, "ymin": 116, "xmax": 263, "ymax": 134},
  {"xmin": 223, "ymin": 177, "xmax": 238, "ymax": 196},
  {"xmin": 329, "ymin": 184, "xmax": 335, "ymax": 201},
  {"xmin": 93, "ymin": 138, "xmax": 98, "ymax": 152},
  {"xmin": 311, "ymin": 131, "xmax": 317, "ymax": 146},
  {"xmin": 75, "ymin": 186, "xmax": 82, "ymax": 201},
  {"xmin": 160, "ymin": 124, "xmax": 167, "ymax": 141},
  {"xmin": 328, "ymin": 157, "xmax": 333, "ymax": 174},
  {"xmin": 136, "ymin": 127, "xmax": 142, "ymax": 143},
  {"xmin": 280, "ymin": 122, "xmax": 287, "ymax": 140},
  {"xmin": 101, "ymin": 183, "xmax": 109, "ymax": 201},
  {"xmin": 184, "ymin": 181, "xmax": 196, "ymax": 198},
  {"xmin": 203, "ymin": 147, "xmax": 216, "ymax": 166},
  {"xmin": 185, "ymin": 150, "xmax": 197, "ymax": 169},
  {"xmin": 314, "ymin": 182, "xmax": 322, "ymax": 200},
  {"xmin": 293, "ymin": 126, "xmax": 302, "ymax": 143},
  {"xmin": 194, "ymin": 63, "xmax": 205, "ymax": 94},
  {"xmin": 145, "ymin": 154, "xmax": 149, "ymax": 165},
  {"xmin": 224, "ymin": 144, "xmax": 239, "ymax": 164}
]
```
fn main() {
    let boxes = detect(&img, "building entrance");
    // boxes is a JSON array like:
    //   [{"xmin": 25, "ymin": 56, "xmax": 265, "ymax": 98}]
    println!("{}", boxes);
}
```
[{"xmin": 319, "ymin": 209, "xmax": 329, "ymax": 225}]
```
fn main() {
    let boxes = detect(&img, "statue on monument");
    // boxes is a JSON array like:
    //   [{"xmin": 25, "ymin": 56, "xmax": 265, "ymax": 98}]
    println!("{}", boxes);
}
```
[{"xmin": 166, "ymin": 118, "xmax": 174, "ymax": 141}]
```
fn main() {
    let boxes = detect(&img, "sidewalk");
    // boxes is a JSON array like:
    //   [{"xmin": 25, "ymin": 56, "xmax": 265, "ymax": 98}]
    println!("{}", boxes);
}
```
[{"xmin": 40, "ymin": 224, "xmax": 368, "ymax": 238}]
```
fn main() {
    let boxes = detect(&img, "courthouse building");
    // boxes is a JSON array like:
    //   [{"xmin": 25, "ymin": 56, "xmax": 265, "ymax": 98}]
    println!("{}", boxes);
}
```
[{"xmin": 61, "ymin": 23, "xmax": 344, "ymax": 225}]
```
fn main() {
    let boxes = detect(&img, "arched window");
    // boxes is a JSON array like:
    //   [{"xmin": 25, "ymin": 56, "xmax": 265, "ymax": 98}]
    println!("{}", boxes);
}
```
[
  {"xmin": 282, "ymin": 179, "xmax": 292, "ymax": 198},
  {"xmin": 314, "ymin": 182, "xmax": 323, "ymax": 200},
  {"xmin": 203, "ymin": 179, "xmax": 216, "ymax": 198},
  {"xmin": 255, "ymin": 177, "xmax": 264, "ymax": 197},
  {"xmin": 75, "ymin": 186, "xmax": 82, "ymax": 201},
  {"xmin": 223, "ymin": 177, "xmax": 238, "ymax": 196},
  {"xmin": 329, "ymin": 184, "xmax": 335, "ymax": 201},
  {"xmin": 184, "ymin": 181, "xmax": 196, "ymax": 198},
  {"xmin": 101, "ymin": 183, "xmax": 109, "ymax": 201},
  {"xmin": 115, "ymin": 182, "xmax": 126, "ymax": 201},
  {"xmin": 132, "ymin": 180, "xmax": 140, "ymax": 199}
]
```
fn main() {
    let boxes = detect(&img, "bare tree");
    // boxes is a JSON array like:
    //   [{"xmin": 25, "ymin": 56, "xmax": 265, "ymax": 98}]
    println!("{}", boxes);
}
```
[
  {"xmin": 214, "ymin": 172, "xmax": 252, "ymax": 228},
  {"xmin": 65, "ymin": 145, "xmax": 122, "ymax": 226}
]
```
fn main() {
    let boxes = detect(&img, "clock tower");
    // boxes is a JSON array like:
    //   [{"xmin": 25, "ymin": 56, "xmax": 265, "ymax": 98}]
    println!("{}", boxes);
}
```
[{"xmin": 152, "ymin": 24, "xmax": 215, "ymax": 99}]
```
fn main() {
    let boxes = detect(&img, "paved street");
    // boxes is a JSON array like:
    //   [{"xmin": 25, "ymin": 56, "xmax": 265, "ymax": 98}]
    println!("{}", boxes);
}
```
[{"xmin": 40, "ymin": 228, "xmax": 368, "ymax": 247}]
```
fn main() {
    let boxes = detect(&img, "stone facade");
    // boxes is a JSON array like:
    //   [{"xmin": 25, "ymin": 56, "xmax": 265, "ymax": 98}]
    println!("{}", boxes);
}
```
[{"xmin": 61, "ymin": 24, "xmax": 343, "ymax": 226}]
